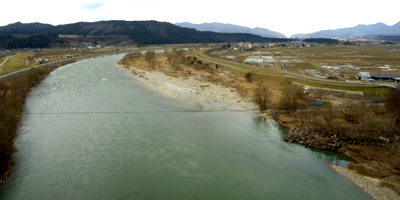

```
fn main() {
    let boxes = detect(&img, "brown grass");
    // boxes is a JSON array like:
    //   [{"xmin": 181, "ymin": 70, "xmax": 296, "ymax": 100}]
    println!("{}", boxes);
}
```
[
  {"xmin": 347, "ymin": 163, "xmax": 392, "ymax": 178},
  {"xmin": 381, "ymin": 178, "xmax": 400, "ymax": 196}
]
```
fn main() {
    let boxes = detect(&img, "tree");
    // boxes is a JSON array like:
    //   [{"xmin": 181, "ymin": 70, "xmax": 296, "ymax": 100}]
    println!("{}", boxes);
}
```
[
  {"xmin": 315, "ymin": 89, "xmax": 327, "ymax": 102},
  {"xmin": 245, "ymin": 72, "xmax": 252, "ymax": 82},
  {"xmin": 254, "ymin": 86, "xmax": 270, "ymax": 111},
  {"xmin": 282, "ymin": 84, "xmax": 304, "ymax": 109},
  {"xmin": 386, "ymin": 87, "xmax": 400, "ymax": 115}
]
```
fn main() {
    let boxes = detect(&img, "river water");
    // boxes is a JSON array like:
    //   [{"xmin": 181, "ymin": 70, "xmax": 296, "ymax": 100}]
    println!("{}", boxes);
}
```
[{"xmin": 0, "ymin": 55, "xmax": 372, "ymax": 199}]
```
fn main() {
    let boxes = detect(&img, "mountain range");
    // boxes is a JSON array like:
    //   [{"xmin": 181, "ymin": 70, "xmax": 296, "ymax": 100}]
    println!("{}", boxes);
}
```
[
  {"xmin": 291, "ymin": 22, "xmax": 400, "ymax": 38},
  {"xmin": 0, "ymin": 20, "xmax": 292, "ymax": 48},
  {"xmin": 175, "ymin": 22, "xmax": 286, "ymax": 38},
  {"xmin": 2, "ymin": 20, "xmax": 400, "ymax": 49}
]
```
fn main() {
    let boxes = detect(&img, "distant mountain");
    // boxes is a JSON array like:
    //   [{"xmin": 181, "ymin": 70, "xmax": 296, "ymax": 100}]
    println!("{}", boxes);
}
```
[
  {"xmin": 175, "ymin": 22, "xmax": 287, "ymax": 38},
  {"xmin": 0, "ymin": 22, "xmax": 53, "ymax": 35},
  {"xmin": 291, "ymin": 21, "xmax": 400, "ymax": 38},
  {"xmin": 0, "ymin": 21, "xmax": 292, "ymax": 48}
]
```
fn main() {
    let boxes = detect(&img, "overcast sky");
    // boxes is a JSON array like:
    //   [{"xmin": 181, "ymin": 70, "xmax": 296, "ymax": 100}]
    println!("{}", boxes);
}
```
[{"xmin": 2, "ymin": 0, "xmax": 399, "ymax": 37}]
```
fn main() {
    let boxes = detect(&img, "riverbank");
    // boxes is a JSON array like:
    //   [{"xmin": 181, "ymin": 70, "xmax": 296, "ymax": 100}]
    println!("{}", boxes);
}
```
[
  {"xmin": 0, "ymin": 63, "xmax": 70, "ymax": 185},
  {"xmin": 331, "ymin": 165, "xmax": 400, "ymax": 200},
  {"xmin": 120, "ymin": 65, "xmax": 257, "ymax": 111},
  {"xmin": 275, "ymin": 116, "xmax": 400, "ymax": 199},
  {"xmin": 118, "ymin": 51, "xmax": 400, "ymax": 199}
]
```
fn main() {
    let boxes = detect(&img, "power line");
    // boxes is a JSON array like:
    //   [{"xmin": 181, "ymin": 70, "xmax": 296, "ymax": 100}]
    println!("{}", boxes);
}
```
[{"xmin": 21, "ymin": 110, "xmax": 243, "ymax": 115}]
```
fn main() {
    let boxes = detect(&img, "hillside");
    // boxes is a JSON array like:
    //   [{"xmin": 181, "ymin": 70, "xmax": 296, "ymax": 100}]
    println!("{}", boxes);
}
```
[
  {"xmin": 291, "ymin": 21, "xmax": 400, "ymax": 38},
  {"xmin": 176, "ymin": 22, "xmax": 287, "ymax": 38},
  {"xmin": 0, "ymin": 21, "xmax": 293, "ymax": 48}
]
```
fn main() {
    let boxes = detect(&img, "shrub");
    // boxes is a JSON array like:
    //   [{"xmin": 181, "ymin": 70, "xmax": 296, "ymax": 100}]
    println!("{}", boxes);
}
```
[{"xmin": 245, "ymin": 72, "xmax": 252, "ymax": 82}]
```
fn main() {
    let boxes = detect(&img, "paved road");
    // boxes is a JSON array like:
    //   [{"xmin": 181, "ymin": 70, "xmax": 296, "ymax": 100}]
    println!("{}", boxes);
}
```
[
  {"xmin": 0, "ymin": 55, "xmax": 15, "ymax": 68},
  {"xmin": 197, "ymin": 51, "xmax": 396, "ymax": 88}
]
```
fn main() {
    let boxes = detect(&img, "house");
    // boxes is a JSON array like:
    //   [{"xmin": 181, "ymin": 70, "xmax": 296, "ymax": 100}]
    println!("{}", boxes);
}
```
[{"xmin": 356, "ymin": 72, "xmax": 371, "ymax": 80}]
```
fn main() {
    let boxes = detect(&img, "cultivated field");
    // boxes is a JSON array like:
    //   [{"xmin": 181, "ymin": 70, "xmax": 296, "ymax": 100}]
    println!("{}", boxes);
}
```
[
  {"xmin": 294, "ymin": 45, "xmax": 400, "ymax": 79},
  {"xmin": 212, "ymin": 45, "xmax": 400, "ymax": 81}
]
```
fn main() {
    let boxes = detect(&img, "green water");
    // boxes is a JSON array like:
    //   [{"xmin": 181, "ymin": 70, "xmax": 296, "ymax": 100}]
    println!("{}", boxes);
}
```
[{"xmin": 0, "ymin": 55, "xmax": 372, "ymax": 199}]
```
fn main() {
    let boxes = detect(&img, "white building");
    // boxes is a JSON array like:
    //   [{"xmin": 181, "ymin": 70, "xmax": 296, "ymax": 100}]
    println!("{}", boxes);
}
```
[{"xmin": 356, "ymin": 72, "xmax": 371, "ymax": 80}]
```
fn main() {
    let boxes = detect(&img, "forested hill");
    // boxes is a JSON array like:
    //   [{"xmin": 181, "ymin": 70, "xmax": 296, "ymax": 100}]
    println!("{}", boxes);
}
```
[
  {"xmin": 0, "ymin": 34, "xmax": 67, "ymax": 49},
  {"xmin": 0, "ymin": 21, "xmax": 293, "ymax": 47}
]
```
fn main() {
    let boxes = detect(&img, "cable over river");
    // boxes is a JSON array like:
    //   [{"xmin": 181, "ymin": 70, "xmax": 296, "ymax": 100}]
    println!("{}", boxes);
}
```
[{"xmin": 0, "ymin": 55, "xmax": 372, "ymax": 199}]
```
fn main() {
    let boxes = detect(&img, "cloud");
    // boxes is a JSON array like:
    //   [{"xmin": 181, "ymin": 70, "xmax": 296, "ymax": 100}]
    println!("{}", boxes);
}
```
[{"xmin": 81, "ymin": 0, "xmax": 106, "ymax": 11}]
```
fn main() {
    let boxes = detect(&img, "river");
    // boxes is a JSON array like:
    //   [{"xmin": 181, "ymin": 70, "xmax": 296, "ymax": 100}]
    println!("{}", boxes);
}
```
[{"xmin": 0, "ymin": 55, "xmax": 372, "ymax": 199}]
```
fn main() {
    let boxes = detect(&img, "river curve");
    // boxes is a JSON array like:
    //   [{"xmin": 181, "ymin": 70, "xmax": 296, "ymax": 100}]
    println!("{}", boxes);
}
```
[{"xmin": 0, "ymin": 54, "xmax": 372, "ymax": 200}]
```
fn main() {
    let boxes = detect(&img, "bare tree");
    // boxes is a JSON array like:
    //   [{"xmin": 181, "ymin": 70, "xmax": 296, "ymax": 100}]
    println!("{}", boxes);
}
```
[
  {"xmin": 322, "ymin": 105, "xmax": 335, "ymax": 128},
  {"xmin": 385, "ymin": 87, "xmax": 400, "ymax": 115},
  {"xmin": 315, "ymin": 89, "xmax": 327, "ymax": 102},
  {"xmin": 340, "ymin": 102, "xmax": 361, "ymax": 123},
  {"xmin": 296, "ymin": 103, "xmax": 308, "ymax": 126},
  {"xmin": 254, "ymin": 86, "xmax": 271, "ymax": 111},
  {"xmin": 281, "ymin": 84, "xmax": 304, "ymax": 110}
]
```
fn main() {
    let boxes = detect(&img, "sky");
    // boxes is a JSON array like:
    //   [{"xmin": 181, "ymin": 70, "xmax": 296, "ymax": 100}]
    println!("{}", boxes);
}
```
[{"xmin": 2, "ymin": 0, "xmax": 399, "ymax": 37}]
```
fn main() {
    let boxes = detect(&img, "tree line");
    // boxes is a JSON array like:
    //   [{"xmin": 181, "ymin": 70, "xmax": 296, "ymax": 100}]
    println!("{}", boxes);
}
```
[{"xmin": 0, "ymin": 34, "xmax": 67, "ymax": 49}]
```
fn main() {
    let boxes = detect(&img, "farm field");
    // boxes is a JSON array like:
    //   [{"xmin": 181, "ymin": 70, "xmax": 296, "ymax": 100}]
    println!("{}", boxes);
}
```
[
  {"xmin": 293, "ymin": 45, "xmax": 400, "ymax": 79},
  {"xmin": 212, "ymin": 45, "xmax": 400, "ymax": 81},
  {"xmin": 199, "ymin": 51, "xmax": 389, "ymax": 95}
]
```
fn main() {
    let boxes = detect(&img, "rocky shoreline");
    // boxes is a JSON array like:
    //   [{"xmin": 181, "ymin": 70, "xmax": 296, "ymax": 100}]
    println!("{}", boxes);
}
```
[
  {"xmin": 284, "ymin": 127, "xmax": 391, "ymax": 151},
  {"xmin": 272, "ymin": 118, "xmax": 399, "ymax": 199},
  {"xmin": 331, "ymin": 165, "xmax": 400, "ymax": 200},
  {"xmin": 284, "ymin": 127, "xmax": 345, "ymax": 150}
]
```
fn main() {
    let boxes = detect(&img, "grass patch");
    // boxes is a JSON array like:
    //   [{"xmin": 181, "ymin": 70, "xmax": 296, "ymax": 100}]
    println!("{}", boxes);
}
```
[
  {"xmin": 347, "ymin": 163, "xmax": 391, "ymax": 178},
  {"xmin": 13, "ymin": 53, "xmax": 30, "ymax": 60},
  {"xmin": 58, "ymin": 34, "xmax": 81, "ymax": 38},
  {"xmin": 1, "ymin": 59, "xmax": 26, "ymax": 71},
  {"xmin": 283, "ymin": 68, "xmax": 304, "ymax": 74}
]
